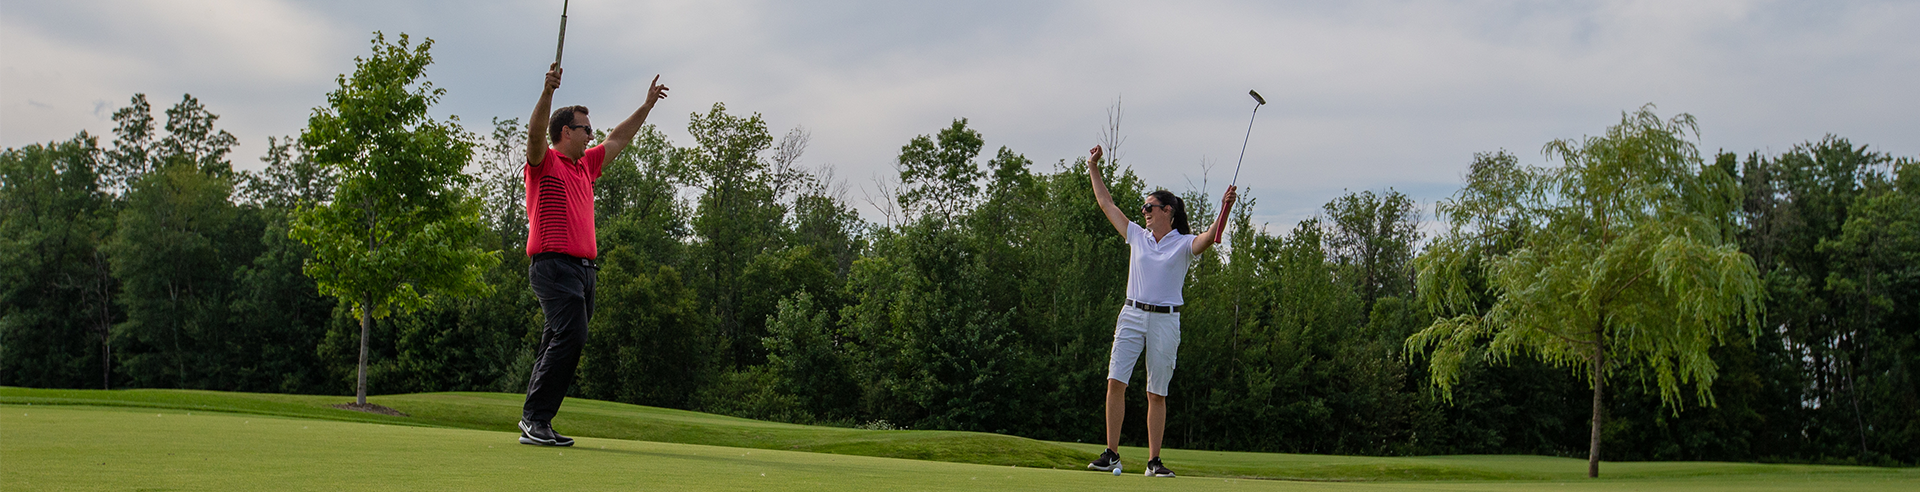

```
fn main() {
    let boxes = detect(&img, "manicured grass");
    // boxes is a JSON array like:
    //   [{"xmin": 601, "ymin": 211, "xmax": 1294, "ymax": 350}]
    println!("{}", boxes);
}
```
[
  {"xmin": 0, "ymin": 404, "xmax": 1141, "ymax": 492},
  {"xmin": 1064, "ymin": 442, "xmax": 1909, "ymax": 482},
  {"xmin": 4, "ymin": 387, "xmax": 1914, "ymax": 490},
  {"xmin": 7, "ymin": 404, "xmax": 1916, "ymax": 492},
  {"xmin": 0, "ymin": 387, "xmax": 1091, "ymax": 468}
]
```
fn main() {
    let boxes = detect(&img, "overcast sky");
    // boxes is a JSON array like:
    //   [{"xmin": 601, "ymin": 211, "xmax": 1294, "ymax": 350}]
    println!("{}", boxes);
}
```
[{"xmin": 4, "ymin": 1, "xmax": 1916, "ymax": 230}]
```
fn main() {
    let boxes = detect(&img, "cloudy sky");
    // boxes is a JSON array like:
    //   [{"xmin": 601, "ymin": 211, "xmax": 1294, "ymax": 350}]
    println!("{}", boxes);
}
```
[{"xmin": 4, "ymin": 1, "xmax": 1916, "ymax": 230}]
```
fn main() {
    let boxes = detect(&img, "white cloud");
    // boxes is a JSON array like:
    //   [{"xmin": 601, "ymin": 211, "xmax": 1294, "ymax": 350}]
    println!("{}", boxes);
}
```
[{"xmin": 1, "ymin": 0, "xmax": 342, "ymax": 156}]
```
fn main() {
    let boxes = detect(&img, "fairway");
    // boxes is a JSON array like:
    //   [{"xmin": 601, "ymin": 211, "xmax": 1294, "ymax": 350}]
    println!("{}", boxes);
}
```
[
  {"xmin": 3, "ymin": 389, "xmax": 1914, "ymax": 491},
  {"xmin": 0, "ymin": 387, "xmax": 1092, "ymax": 468}
]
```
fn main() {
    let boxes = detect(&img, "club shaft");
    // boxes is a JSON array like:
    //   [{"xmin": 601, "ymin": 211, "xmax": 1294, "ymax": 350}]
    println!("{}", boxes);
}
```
[
  {"xmin": 1231, "ymin": 105, "xmax": 1260, "ymax": 187},
  {"xmin": 554, "ymin": 0, "xmax": 569, "ymax": 66}
]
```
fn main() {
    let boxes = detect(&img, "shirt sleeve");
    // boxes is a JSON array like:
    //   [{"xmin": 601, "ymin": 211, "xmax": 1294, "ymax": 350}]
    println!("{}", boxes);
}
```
[
  {"xmin": 527, "ymin": 149, "xmax": 555, "ymax": 176},
  {"xmin": 1125, "ymin": 221, "xmax": 1143, "ymax": 245},
  {"xmin": 583, "ymin": 144, "xmax": 607, "ymax": 181}
]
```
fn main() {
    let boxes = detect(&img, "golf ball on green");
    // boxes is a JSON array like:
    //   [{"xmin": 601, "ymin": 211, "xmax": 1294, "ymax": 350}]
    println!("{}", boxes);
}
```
[{"xmin": 1113, "ymin": 466, "xmax": 1123, "ymax": 476}]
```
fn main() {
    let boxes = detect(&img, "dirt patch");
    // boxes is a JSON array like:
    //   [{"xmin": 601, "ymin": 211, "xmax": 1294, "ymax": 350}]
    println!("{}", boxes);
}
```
[{"xmin": 331, "ymin": 402, "xmax": 410, "ymax": 417}]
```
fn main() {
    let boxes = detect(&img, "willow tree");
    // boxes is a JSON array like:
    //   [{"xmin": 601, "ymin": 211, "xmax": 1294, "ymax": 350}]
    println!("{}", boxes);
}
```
[
  {"xmin": 291, "ymin": 33, "xmax": 495, "ymax": 406},
  {"xmin": 1408, "ymin": 106, "xmax": 1761, "ymax": 477}
]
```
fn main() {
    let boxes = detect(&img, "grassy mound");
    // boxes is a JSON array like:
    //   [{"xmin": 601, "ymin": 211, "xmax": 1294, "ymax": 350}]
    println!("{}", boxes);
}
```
[
  {"xmin": 7, "ymin": 403, "xmax": 1916, "ymax": 491},
  {"xmin": 0, "ymin": 387, "xmax": 1091, "ymax": 469},
  {"xmin": 5, "ymin": 387, "xmax": 1914, "ymax": 487}
]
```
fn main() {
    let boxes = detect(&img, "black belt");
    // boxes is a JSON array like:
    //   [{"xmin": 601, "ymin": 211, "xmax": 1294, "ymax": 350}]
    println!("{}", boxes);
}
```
[
  {"xmin": 532, "ymin": 252, "xmax": 598, "ymax": 269},
  {"xmin": 1126, "ymin": 299, "xmax": 1180, "ymax": 313}
]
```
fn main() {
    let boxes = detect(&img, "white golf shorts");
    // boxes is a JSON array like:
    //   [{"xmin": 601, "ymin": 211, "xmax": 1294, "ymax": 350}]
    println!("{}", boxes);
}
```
[{"xmin": 1106, "ymin": 304, "xmax": 1180, "ymax": 396}]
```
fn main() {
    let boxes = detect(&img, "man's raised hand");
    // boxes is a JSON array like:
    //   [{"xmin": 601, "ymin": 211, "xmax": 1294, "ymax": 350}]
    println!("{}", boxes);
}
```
[
  {"xmin": 645, "ymin": 75, "xmax": 669, "ymax": 106},
  {"xmin": 545, "ymin": 63, "xmax": 563, "ymax": 92}
]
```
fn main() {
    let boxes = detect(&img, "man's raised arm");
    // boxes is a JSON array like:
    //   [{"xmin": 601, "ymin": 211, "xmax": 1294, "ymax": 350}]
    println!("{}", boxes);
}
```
[
  {"xmin": 601, "ymin": 75, "xmax": 670, "ymax": 161},
  {"xmin": 526, "ymin": 63, "xmax": 562, "ymax": 166}
]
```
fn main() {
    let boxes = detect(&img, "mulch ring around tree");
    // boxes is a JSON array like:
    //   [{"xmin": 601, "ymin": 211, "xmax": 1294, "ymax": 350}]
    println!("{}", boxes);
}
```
[{"xmin": 331, "ymin": 402, "xmax": 410, "ymax": 417}]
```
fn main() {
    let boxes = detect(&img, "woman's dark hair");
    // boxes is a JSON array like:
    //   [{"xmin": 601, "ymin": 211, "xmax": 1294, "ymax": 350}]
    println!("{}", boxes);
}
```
[
  {"xmin": 1147, "ymin": 189, "xmax": 1191, "ymax": 235},
  {"xmin": 548, "ymin": 105, "xmax": 590, "ymax": 143}
]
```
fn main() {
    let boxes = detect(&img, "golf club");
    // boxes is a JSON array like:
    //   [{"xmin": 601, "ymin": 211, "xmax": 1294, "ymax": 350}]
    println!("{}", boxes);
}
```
[
  {"xmin": 554, "ymin": 0, "xmax": 570, "ymax": 66},
  {"xmin": 1230, "ymin": 89, "xmax": 1266, "ymax": 188}
]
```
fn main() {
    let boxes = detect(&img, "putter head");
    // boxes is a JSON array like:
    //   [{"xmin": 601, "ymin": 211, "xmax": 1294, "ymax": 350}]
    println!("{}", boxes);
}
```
[{"xmin": 1249, "ymin": 90, "xmax": 1266, "ymax": 105}]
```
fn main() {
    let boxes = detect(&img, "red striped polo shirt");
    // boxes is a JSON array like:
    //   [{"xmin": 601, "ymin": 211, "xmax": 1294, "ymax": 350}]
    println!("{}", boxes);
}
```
[{"xmin": 524, "ymin": 145, "xmax": 605, "ymax": 259}]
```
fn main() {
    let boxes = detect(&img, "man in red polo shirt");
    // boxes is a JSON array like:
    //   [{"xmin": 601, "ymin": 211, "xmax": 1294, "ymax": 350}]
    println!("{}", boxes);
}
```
[{"xmin": 517, "ymin": 62, "xmax": 668, "ymax": 447}]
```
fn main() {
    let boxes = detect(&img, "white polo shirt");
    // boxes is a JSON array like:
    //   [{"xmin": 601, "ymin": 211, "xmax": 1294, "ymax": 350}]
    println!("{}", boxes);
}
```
[{"xmin": 1124, "ymin": 221, "xmax": 1195, "ymax": 306}]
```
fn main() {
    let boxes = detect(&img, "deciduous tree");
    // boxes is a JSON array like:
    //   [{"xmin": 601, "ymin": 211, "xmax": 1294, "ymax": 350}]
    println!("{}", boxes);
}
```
[
  {"xmin": 0, "ymin": 133, "xmax": 115, "ymax": 389},
  {"xmin": 1409, "ymin": 106, "xmax": 1763, "ymax": 477},
  {"xmin": 290, "ymin": 33, "xmax": 496, "ymax": 405}
]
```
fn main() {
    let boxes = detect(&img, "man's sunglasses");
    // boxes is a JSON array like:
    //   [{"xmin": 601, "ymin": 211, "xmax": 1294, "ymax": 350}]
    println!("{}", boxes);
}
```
[{"xmin": 568, "ymin": 124, "xmax": 593, "ymax": 134}]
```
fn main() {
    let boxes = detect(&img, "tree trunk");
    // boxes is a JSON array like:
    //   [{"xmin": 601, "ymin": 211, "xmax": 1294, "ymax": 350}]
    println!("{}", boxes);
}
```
[
  {"xmin": 1588, "ymin": 336, "xmax": 1606, "ymax": 478},
  {"xmin": 1847, "ymin": 343, "xmax": 1869, "ymax": 458},
  {"xmin": 168, "ymin": 283, "xmax": 185, "ymax": 387},
  {"xmin": 96, "ymin": 251, "xmax": 114, "ymax": 390},
  {"xmin": 102, "ymin": 336, "xmax": 112, "ymax": 390},
  {"xmin": 357, "ymin": 294, "xmax": 371, "ymax": 406}
]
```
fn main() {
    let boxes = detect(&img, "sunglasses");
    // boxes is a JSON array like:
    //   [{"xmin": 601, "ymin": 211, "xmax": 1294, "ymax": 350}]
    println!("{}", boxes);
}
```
[
  {"xmin": 1141, "ymin": 203, "xmax": 1168, "ymax": 213},
  {"xmin": 568, "ymin": 124, "xmax": 593, "ymax": 135}
]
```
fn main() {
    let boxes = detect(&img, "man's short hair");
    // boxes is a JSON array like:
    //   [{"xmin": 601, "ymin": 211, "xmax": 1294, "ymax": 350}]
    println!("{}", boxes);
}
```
[{"xmin": 549, "ymin": 105, "xmax": 590, "ymax": 143}]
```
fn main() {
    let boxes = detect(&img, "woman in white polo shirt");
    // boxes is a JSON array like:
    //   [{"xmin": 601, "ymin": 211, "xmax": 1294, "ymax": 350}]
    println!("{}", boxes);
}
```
[{"xmin": 1082, "ymin": 145, "xmax": 1235, "ymax": 478}]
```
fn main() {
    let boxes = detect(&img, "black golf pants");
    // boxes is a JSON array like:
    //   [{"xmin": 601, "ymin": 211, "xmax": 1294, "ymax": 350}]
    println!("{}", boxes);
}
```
[{"xmin": 522, "ymin": 256, "xmax": 597, "ymax": 423}]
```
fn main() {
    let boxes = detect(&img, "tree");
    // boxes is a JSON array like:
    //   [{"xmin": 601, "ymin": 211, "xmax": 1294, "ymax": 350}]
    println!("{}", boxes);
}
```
[
  {"xmin": 841, "ymin": 223, "xmax": 1019, "ymax": 432},
  {"xmin": 105, "ymin": 94, "xmax": 253, "ymax": 390},
  {"xmin": 679, "ymin": 103, "xmax": 788, "ymax": 367},
  {"xmin": 976, "ymin": 153, "xmax": 1140, "ymax": 442},
  {"xmin": 241, "ymin": 136, "xmax": 336, "ymax": 209},
  {"xmin": 577, "ymin": 122, "xmax": 714, "ymax": 408},
  {"xmin": 1323, "ymin": 189, "xmax": 1421, "ymax": 320},
  {"xmin": 290, "ymin": 33, "xmax": 496, "ymax": 406},
  {"xmin": 1816, "ymin": 156, "xmax": 1919, "ymax": 464},
  {"xmin": 1734, "ymin": 137, "xmax": 1914, "ymax": 464},
  {"xmin": 229, "ymin": 135, "xmax": 339, "ymax": 394},
  {"xmin": 580, "ymin": 250, "xmax": 709, "ymax": 408},
  {"xmin": 0, "ymin": 133, "xmax": 116, "ymax": 389},
  {"xmin": 895, "ymin": 119, "xmax": 985, "ymax": 225},
  {"xmin": 757, "ymin": 291, "xmax": 858, "ymax": 422},
  {"xmin": 103, "ymin": 94, "xmax": 156, "ymax": 194},
  {"xmin": 1408, "ymin": 106, "xmax": 1764, "ymax": 477},
  {"xmin": 108, "ymin": 149, "xmax": 241, "ymax": 388},
  {"xmin": 472, "ymin": 117, "xmax": 529, "ymax": 254}
]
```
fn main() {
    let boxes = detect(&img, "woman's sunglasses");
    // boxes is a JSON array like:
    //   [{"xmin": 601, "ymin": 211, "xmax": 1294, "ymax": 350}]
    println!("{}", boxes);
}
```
[{"xmin": 1142, "ymin": 203, "xmax": 1168, "ymax": 213}]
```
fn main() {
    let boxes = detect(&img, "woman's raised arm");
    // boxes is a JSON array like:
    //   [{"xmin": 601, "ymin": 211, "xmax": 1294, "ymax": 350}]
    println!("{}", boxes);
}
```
[{"xmin": 1086, "ymin": 146, "xmax": 1131, "ymax": 238}]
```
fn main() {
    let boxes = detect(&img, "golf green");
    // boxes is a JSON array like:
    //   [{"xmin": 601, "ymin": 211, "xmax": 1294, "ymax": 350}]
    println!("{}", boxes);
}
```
[{"xmin": 3, "ymin": 388, "xmax": 1914, "ymax": 490}]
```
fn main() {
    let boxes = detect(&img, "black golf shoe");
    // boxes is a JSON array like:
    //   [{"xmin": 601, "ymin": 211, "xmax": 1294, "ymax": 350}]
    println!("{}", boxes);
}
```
[
  {"xmin": 1145, "ymin": 457, "xmax": 1175, "ymax": 478},
  {"xmin": 1087, "ymin": 448, "xmax": 1122, "ymax": 472},
  {"xmin": 518, "ymin": 419, "xmax": 575, "ymax": 447}
]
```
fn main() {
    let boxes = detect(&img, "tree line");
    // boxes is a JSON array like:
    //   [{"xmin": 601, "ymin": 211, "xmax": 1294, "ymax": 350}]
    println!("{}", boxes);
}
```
[{"xmin": 2, "ymin": 34, "xmax": 1914, "ymax": 466}]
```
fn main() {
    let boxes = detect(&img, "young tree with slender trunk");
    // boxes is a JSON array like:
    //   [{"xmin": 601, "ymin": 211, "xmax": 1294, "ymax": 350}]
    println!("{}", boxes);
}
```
[
  {"xmin": 1408, "ymin": 106, "xmax": 1763, "ymax": 477},
  {"xmin": 291, "ymin": 32, "xmax": 496, "ymax": 406}
]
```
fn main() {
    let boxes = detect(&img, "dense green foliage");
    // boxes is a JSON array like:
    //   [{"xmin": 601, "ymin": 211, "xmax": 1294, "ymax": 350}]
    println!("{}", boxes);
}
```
[
  {"xmin": 1409, "ymin": 107, "xmax": 1766, "ymax": 476},
  {"xmin": 0, "ymin": 133, "xmax": 116, "ymax": 390},
  {"xmin": 289, "ymin": 33, "xmax": 498, "ymax": 405},
  {"xmin": 2, "ymin": 32, "xmax": 1914, "ymax": 467}
]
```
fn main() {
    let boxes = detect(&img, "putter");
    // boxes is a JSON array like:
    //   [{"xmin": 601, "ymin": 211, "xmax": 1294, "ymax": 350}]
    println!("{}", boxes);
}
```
[
  {"xmin": 1230, "ymin": 89, "xmax": 1266, "ymax": 188},
  {"xmin": 554, "ymin": 0, "xmax": 570, "ymax": 66}
]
